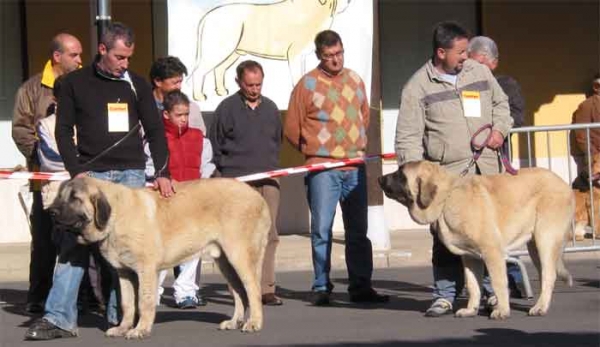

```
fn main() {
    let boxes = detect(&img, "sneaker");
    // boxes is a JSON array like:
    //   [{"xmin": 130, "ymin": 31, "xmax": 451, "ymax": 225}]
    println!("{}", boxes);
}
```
[
  {"xmin": 262, "ymin": 293, "xmax": 283, "ymax": 306},
  {"xmin": 349, "ymin": 288, "xmax": 390, "ymax": 303},
  {"xmin": 176, "ymin": 296, "xmax": 198, "ymax": 309},
  {"xmin": 25, "ymin": 302, "xmax": 45, "ymax": 314},
  {"xmin": 424, "ymin": 298, "xmax": 453, "ymax": 317},
  {"xmin": 310, "ymin": 291, "xmax": 330, "ymax": 306},
  {"xmin": 196, "ymin": 293, "xmax": 207, "ymax": 306},
  {"xmin": 24, "ymin": 318, "xmax": 77, "ymax": 340}
]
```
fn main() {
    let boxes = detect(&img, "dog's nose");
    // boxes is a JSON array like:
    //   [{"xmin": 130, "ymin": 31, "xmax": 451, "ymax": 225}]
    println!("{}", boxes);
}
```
[{"xmin": 377, "ymin": 176, "xmax": 385, "ymax": 186}]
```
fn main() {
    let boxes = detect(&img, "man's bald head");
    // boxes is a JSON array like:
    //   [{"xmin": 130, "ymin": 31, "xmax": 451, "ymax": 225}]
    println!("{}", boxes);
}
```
[{"xmin": 50, "ymin": 33, "xmax": 83, "ymax": 76}]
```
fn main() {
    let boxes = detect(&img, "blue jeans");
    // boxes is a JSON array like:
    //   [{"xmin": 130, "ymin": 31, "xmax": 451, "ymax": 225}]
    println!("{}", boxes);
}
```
[
  {"xmin": 305, "ymin": 166, "xmax": 373, "ymax": 294},
  {"xmin": 432, "ymin": 228, "xmax": 522, "ymax": 303},
  {"xmin": 44, "ymin": 169, "xmax": 145, "ymax": 333}
]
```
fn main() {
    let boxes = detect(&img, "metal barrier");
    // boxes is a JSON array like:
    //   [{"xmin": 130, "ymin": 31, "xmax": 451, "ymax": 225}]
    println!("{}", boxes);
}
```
[{"xmin": 505, "ymin": 122, "xmax": 600, "ymax": 299}]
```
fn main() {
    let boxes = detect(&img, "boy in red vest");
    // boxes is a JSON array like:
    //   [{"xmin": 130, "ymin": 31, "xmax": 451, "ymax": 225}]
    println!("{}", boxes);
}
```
[{"xmin": 148, "ymin": 90, "xmax": 215, "ymax": 308}]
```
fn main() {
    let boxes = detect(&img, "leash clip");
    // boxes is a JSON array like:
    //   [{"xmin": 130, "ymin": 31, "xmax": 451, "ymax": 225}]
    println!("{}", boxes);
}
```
[{"xmin": 460, "ymin": 158, "xmax": 475, "ymax": 177}]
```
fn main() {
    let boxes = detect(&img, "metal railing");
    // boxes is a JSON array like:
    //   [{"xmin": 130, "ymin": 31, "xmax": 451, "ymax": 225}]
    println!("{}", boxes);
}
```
[{"xmin": 505, "ymin": 122, "xmax": 600, "ymax": 299}]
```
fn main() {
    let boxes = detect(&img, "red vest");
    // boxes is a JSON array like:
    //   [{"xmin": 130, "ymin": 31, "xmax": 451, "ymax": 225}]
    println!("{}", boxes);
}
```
[{"xmin": 163, "ymin": 119, "xmax": 204, "ymax": 182}]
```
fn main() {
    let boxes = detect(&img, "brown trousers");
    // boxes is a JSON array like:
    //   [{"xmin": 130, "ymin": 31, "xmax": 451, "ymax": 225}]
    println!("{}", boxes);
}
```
[{"xmin": 250, "ymin": 179, "xmax": 280, "ymax": 295}]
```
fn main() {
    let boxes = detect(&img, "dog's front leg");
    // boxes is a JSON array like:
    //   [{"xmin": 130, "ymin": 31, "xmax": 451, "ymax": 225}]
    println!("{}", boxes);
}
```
[
  {"xmin": 125, "ymin": 267, "xmax": 158, "ymax": 339},
  {"xmin": 105, "ymin": 270, "xmax": 136, "ymax": 337},
  {"xmin": 456, "ymin": 256, "xmax": 483, "ymax": 318},
  {"xmin": 483, "ymin": 251, "xmax": 510, "ymax": 319}
]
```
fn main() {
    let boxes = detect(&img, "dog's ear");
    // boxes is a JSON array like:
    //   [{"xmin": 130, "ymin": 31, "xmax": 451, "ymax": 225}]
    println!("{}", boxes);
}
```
[
  {"xmin": 91, "ymin": 190, "xmax": 111, "ymax": 230},
  {"xmin": 416, "ymin": 176, "xmax": 437, "ymax": 209}
]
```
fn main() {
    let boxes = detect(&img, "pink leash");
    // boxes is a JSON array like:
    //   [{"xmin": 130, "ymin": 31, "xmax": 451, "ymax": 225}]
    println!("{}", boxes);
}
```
[{"xmin": 460, "ymin": 124, "xmax": 518, "ymax": 176}]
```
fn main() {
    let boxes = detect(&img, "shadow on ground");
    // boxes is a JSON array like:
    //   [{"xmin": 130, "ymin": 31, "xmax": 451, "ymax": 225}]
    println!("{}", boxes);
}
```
[{"xmin": 247, "ymin": 328, "xmax": 599, "ymax": 347}]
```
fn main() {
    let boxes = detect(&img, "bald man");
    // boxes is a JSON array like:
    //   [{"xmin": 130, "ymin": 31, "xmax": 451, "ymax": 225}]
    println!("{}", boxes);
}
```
[{"xmin": 12, "ymin": 33, "xmax": 82, "ymax": 314}]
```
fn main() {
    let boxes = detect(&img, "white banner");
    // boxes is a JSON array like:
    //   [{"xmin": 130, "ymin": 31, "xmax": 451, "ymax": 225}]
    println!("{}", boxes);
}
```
[{"xmin": 168, "ymin": 0, "xmax": 373, "ymax": 111}]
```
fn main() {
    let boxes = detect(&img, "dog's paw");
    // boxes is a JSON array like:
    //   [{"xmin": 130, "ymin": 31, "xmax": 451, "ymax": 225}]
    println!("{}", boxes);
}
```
[
  {"xmin": 528, "ymin": 304, "xmax": 548, "ymax": 316},
  {"xmin": 455, "ymin": 308, "xmax": 478, "ymax": 318},
  {"xmin": 105, "ymin": 326, "xmax": 128, "ymax": 337},
  {"xmin": 489, "ymin": 308, "xmax": 510, "ymax": 320},
  {"xmin": 241, "ymin": 319, "xmax": 262, "ymax": 333},
  {"xmin": 125, "ymin": 328, "xmax": 151, "ymax": 339},
  {"xmin": 219, "ymin": 319, "xmax": 243, "ymax": 330}
]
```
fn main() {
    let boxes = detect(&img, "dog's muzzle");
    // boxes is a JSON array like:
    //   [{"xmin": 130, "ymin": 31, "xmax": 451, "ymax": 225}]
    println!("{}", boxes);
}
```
[
  {"xmin": 49, "ymin": 207, "xmax": 89, "ymax": 234},
  {"xmin": 378, "ymin": 173, "xmax": 414, "ymax": 207}
]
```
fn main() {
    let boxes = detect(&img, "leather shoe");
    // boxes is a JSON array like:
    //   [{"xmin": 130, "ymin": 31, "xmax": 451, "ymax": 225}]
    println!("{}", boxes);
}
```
[
  {"xmin": 349, "ymin": 288, "xmax": 389, "ymax": 303},
  {"xmin": 311, "ymin": 291, "xmax": 331, "ymax": 306},
  {"xmin": 262, "ymin": 293, "xmax": 283, "ymax": 306}
]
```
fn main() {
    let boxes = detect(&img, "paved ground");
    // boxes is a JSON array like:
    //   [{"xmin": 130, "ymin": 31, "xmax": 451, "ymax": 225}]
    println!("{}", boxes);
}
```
[
  {"xmin": 0, "ymin": 229, "xmax": 433, "ymax": 282},
  {"xmin": 1, "ymin": 256, "xmax": 598, "ymax": 347}
]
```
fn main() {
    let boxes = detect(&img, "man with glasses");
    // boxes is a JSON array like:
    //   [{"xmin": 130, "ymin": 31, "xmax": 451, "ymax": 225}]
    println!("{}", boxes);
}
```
[{"xmin": 285, "ymin": 30, "xmax": 389, "ymax": 306}]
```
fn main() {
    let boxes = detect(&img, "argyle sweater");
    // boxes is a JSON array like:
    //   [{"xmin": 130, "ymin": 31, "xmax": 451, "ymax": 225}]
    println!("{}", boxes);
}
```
[{"xmin": 285, "ymin": 67, "xmax": 370, "ymax": 165}]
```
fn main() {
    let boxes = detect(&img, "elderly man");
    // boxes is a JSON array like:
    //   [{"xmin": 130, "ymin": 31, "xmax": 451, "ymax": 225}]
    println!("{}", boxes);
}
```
[
  {"xmin": 210, "ymin": 60, "xmax": 284, "ymax": 306},
  {"xmin": 467, "ymin": 36, "xmax": 525, "ymax": 128},
  {"xmin": 467, "ymin": 35, "xmax": 527, "ymax": 299},
  {"xmin": 25, "ymin": 22, "xmax": 173, "ymax": 341},
  {"xmin": 395, "ymin": 22, "xmax": 512, "ymax": 317},
  {"xmin": 12, "ymin": 33, "xmax": 82, "ymax": 314}
]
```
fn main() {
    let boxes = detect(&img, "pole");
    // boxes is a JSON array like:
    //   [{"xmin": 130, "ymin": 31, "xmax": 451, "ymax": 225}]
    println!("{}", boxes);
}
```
[
  {"xmin": 366, "ymin": 0, "xmax": 391, "ymax": 251},
  {"xmin": 96, "ymin": 0, "xmax": 111, "ymax": 43}
]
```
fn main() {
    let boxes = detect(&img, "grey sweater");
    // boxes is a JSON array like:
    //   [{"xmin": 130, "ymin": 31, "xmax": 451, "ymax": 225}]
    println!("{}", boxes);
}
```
[{"xmin": 210, "ymin": 92, "xmax": 282, "ymax": 177}]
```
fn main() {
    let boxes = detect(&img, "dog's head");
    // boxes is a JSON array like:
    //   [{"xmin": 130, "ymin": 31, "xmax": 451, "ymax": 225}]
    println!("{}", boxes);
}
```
[
  {"xmin": 49, "ymin": 177, "xmax": 112, "ymax": 245},
  {"xmin": 378, "ymin": 161, "xmax": 449, "ymax": 225}
]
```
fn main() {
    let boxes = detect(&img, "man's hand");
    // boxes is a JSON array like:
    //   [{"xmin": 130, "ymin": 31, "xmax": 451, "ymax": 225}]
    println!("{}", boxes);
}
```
[
  {"xmin": 153, "ymin": 177, "xmax": 175, "ymax": 198},
  {"xmin": 75, "ymin": 172, "xmax": 88, "ymax": 178},
  {"xmin": 486, "ymin": 130, "xmax": 505, "ymax": 149}
]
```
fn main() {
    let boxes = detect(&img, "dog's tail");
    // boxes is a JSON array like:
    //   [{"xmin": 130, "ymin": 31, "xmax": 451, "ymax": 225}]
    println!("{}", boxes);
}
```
[{"xmin": 556, "ymin": 257, "xmax": 573, "ymax": 287}]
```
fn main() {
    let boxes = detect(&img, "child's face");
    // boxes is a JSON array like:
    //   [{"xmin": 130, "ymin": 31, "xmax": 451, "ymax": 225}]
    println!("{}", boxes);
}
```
[{"xmin": 163, "ymin": 103, "xmax": 190, "ymax": 128}]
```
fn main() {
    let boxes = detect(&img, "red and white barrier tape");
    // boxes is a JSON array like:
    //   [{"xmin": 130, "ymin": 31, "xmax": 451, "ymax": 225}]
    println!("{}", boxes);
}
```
[
  {"xmin": 0, "ymin": 170, "xmax": 70, "ymax": 181},
  {"xmin": 0, "ymin": 153, "xmax": 397, "ymax": 183},
  {"xmin": 236, "ymin": 153, "xmax": 396, "ymax": 182}
]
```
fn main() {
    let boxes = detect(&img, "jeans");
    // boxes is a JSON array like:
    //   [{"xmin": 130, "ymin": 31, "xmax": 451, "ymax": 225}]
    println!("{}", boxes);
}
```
[
  {"xmin": 432, "ymin": 228, "xmax": 523, "ymax": 303},
  {"xmin": 431, "ymin": 229, "xmax": 464, "ymax": 304},
  {"xmin": 305, "ymin": 166, "xmax": 373, "ymax": 294},
  {"xmin": 44, "ymin": 169, "xmax": 145, "ymax": 333}
]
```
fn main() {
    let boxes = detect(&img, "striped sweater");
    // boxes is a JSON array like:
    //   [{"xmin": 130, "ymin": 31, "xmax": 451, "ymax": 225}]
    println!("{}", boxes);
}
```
[{"xmin": 285, "ymin": 67, "xmax": 369, "ymax": 165}]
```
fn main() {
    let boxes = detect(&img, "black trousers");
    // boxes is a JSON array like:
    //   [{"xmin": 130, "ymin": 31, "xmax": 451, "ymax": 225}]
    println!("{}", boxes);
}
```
[{"xmin": 27, "ymin": 191, "xmax": 58, "ymax": 305}]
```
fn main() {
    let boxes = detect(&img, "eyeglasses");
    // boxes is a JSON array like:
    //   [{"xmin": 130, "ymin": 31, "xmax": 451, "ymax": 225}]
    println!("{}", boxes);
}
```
[{"xmin": 321, "ymin": 50, "xmax": 344, "ymax": 61}]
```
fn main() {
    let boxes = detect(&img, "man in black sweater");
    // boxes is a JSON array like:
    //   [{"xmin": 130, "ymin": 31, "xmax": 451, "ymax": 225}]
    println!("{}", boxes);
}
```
[
  {"xmin": 210, "ymin": 60, "xmax": 283, "ymax": 306},
  {"xmin": 25, "ymin": 22, "xmax": 173, "ymax": 341}
]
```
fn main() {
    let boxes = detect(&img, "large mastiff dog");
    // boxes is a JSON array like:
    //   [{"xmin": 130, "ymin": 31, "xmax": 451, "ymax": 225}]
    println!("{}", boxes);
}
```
[
  {"xmin": 50, "ymin": 177, "xmax": 271, "ymax": 339},
  {"xmin": 378, "ymin": 161, "xmax": 573, "ymax": 319}
]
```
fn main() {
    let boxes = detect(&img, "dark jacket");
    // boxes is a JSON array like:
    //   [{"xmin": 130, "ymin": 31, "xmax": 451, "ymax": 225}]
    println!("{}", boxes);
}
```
[
  {"xmin": 497, "ymin": 75, "xmax": 525, "ymax": 128},
  {"xmin": 56, "ymin": 64, "xmax": 169, "ymax": 177}
]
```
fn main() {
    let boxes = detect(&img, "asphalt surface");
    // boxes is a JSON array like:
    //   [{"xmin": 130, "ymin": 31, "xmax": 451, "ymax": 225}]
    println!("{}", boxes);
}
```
[{"xmin": 1, "ymin": 257, "xmax": 598, "ymax": 347}]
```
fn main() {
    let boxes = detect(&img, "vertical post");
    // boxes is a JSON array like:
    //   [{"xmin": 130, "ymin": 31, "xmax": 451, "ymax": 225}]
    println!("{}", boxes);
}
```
[
  {"xmin": 366, "ymin": 0, "xmax": 390, "ymax": 251},
  {"xmin": 96, "ymin": 0, "xmax": 111, "ymax": 43}
]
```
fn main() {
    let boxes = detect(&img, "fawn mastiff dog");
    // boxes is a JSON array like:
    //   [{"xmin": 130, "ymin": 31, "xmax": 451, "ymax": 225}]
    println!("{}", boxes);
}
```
[
  {"xmin": 378, "ymin": 161, "xmax": 573, "ymax": 319},
  {"xmin": 49, "ymin": 177, "xmax": 271, "ymax": 339}
]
